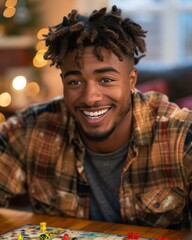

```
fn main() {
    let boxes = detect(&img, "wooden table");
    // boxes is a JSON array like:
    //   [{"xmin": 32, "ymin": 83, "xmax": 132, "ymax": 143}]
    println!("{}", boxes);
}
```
[{"xmin": 0, "ymin": 208, "xmax": 190, "ymax": 239}]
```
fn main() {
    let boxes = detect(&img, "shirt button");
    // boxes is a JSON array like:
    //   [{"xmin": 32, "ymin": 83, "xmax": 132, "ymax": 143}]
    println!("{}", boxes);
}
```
[
  {"xmin": 135, "ymin": 193, "xmax": 140, "ymax": 200},
  {"xmin": 154, "ymin": 202, "xmax": 160, "ymax": 208},
  {"xmin": 52, "ymin": 196, "xmax": 57, "ymax": 202}
]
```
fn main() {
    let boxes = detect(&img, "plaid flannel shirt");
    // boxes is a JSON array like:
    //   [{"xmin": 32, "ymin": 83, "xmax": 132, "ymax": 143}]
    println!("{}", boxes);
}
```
[{"xmin": 0, "ymin": 91, "xmax": 192, "ymax": 229}]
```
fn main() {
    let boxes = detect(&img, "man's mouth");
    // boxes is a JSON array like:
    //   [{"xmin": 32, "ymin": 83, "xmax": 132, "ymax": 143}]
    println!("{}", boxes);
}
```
[{"xmin": 82, "ymin": 108, "xmax": 109, "ymax": 119}]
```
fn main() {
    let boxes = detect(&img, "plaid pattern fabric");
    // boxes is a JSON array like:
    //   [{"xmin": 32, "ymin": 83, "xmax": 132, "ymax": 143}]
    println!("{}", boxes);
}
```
[{"xmin": 0, "ymin": 92, "xmax": 191, "ymax": 229}]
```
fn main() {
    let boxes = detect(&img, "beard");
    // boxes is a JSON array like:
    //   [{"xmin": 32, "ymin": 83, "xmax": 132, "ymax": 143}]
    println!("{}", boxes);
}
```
[
  {"xmin": 77, "ymin": 99, "xmax": 132, "ymax": 142},
  {"xmin": 78, "ymin": 123, "xmax": 116, "ymax": 142}
]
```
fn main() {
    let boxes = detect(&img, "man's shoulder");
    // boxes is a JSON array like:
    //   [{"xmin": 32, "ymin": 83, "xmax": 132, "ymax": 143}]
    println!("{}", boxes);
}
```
[
  {"xmin": 18, "ymin": 96, "xmax": 65, "ymax": 117},
  {"xmin": 133, "ymin": 91, "xmax": 192, "ymax": 144},
  {"xmin": 155, "ymin": 95, "xmax": 192, "ymax": 123},
  {"xmin": 138, "ymin": 91, "xmax": 192, "ymax": 123},
  {"xmin": 13, "ymin": 96, "xmax": 69, "ymax": 128}
]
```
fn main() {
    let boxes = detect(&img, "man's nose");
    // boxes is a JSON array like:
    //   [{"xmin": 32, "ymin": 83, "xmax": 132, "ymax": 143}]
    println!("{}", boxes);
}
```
[{"xmin": 81, "ymin": 82, "xmax": 102, "ymax": 106}]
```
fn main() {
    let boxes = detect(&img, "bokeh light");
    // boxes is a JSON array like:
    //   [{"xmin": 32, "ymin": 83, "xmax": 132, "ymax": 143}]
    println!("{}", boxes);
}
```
[
  {"xmin": 37, "ymin": 28, "xmax": 48, "ymax": 40},
  {"xmin": 35, "ymin": 49, "xmax": 47, "ymax": 62},
  {"xmin": 33, "ymin": 50, "xmax": 48, "ymax": 68},
  {"xmin": 12, "ymin": 76, "xmax": 27, "ymax": 90},
  {"xmin": 5, "ymin": 0, "xmax": 17, "ymax": 8},
  {"xmin": 25, "ymin": 82, "xmax": 40, "ymax": 98},
  {"xmin": 0, "ymin": 113, "xmax": 6, "ymax": 123},
  {"xmin": 3, "ymin": 7, "xmax": 16, "ymax": 18},
  {"xmin": 36, "ymin": 41, "xmax": 47, "ymax": 51},
  {"xmin": 0, "ymin": 92, "xmax": 12, "ymax": 107},
  {"xmin": 33, "ymin": 28, "xmax": 49, "ymax": 68}
]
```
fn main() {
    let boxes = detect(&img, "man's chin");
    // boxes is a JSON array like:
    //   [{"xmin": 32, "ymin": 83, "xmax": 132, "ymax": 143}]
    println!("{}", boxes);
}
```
[{"xmin": 79, "ymin": 126, "xmax": 116, "ymax": 142}]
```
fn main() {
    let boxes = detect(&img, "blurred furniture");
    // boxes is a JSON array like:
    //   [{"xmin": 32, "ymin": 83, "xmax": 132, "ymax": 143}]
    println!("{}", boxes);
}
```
[
  {"xmin": 136, "ymin": 61, "xmax": 192, "ymax": 109},
  {"xmin": 0, "ymin": 36, "xmax": 34, "ymax": 74}
]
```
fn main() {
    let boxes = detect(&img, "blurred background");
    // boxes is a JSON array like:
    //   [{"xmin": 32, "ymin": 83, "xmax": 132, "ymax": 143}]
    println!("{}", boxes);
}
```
[{"xmin": 0, "ymin": 0, "xmax": 192, "ymax": 122}]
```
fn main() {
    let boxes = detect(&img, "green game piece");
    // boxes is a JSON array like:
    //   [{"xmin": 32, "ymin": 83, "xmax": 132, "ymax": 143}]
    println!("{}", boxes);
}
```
[{"xmin": 39, "ymin": 233, "xmax": 51, "ymax": 240}]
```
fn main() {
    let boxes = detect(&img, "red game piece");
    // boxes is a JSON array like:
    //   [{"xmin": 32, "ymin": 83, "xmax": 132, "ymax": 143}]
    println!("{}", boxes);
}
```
[
  {"xmin": 133, "ymin": 232, "xmax": 139, "ymax": 239},
  {"xmin": 128, "ymin": 231, "xmax": 133, "ymax": 239},
  {"xmin": 128, "ymin": 232, "xmax": 139, "ymax": 239},
  {"xmin": 63, "ymin": 233, "xmax": 69, "ymax": 240},
  {"xmin": 158, "ymin": 236, "xmax": 165, "ymax": 240}
]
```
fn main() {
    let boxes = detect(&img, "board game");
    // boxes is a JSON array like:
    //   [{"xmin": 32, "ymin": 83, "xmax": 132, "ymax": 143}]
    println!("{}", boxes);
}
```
[{"xmin": 0, "ymin": 223, "xmax": 155, "ymax": 240}]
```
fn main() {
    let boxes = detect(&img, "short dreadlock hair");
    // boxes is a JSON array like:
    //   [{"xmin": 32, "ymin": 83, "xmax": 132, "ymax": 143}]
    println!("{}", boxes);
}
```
[{"xmin": 44, "ymin": 5, "xmax": 147, "ymax": 68}]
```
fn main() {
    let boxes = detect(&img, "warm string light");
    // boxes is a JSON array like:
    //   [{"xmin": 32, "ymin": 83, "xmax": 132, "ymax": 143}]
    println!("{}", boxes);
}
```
[
  {"xmin": 12, "ymin": 76, "xmax": 27, "ymax": 90},
  {"xmin": 3, "ymin": 0, "xmax": 18, "ymax": 18},
  {"xmin": 0, "ymin": 75, "xmax": 41, "ymax": 121},
  {"xmin": 0, "ymin": 91, "xmax": 11, "ymax": 122},
  {"xmin": 1, "ymin": 1, "xmax": 43, "ymax": 122},
  {"xmin": 0, "ymin": 92, "xmax": 11, "ymax": 107},
  {"xmin": 11, "ymin": 75, "xmax": 40, "ymax": 97},
  {"xmin": 33, "ymin": 28, "xmax": 49, "ymax": 68},
  {"xmin": 0, "ymin": 113, "xmax": 6, "ymax": 123}
]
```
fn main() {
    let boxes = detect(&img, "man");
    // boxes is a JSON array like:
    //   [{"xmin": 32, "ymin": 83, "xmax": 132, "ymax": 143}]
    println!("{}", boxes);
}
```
[{"xmin": 0, "ymin": 5, "xmax": 192, "ymax": 230}]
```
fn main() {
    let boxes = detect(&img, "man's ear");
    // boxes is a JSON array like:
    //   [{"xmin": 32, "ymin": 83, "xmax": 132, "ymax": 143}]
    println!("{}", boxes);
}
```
[
  {"xmin": 129, "ymin": 67, "xmax": 138, "ymax": 90},
  {"xmin": 60, "ymin": 72, "xmax": 63, "ymax": 80}
]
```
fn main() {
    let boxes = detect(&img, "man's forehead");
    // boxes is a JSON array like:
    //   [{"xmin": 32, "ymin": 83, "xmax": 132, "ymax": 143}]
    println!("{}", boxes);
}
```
[
  {"xmin": 65, "ymin": 46, "xmax": 111, "ymax": 58},
  {"xmin": 63, "ymin": 46, "xmax": 130, "ymax": 68}
]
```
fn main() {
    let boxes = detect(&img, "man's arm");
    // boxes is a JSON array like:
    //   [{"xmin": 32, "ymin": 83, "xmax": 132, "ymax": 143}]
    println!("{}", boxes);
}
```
[
  {"xmin": 183, "ymin": 124, "xmax": 192, "ymax": 199},
  {"xmin": 0, "ymin": 114, "xmax": 28, "ymax": 207}
]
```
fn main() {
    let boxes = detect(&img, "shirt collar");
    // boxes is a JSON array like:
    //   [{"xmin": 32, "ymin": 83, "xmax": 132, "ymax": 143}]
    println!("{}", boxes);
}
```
[{"xmin": 132, "ymin": 90, "xmax": 170, "ymax": 146}]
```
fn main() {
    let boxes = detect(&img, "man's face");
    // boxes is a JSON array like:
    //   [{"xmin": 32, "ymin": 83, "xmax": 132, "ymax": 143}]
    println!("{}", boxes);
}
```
[{"xmin": 61, "ymin": 47, "xmax": 137, "ymax": 143}]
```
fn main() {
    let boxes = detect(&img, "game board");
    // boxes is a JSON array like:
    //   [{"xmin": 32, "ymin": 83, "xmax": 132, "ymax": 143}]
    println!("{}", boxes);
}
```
[{"xmin": 0, "ymin": 224, "xmax": 156, "ymax": 240}]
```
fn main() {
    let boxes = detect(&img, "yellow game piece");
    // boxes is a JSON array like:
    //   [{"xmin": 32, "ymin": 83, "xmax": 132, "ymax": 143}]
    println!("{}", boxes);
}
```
[
  {"xmin": 40, "ymin": 221, "xmax": 47, "ymax": 231},
  {"xmin": 17, "ymin": 235, "xmax": 23, "ymax": 240}
]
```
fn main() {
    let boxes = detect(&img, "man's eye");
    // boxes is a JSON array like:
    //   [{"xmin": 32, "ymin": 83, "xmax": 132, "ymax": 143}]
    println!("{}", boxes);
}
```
[
  {"xmin": 68, "ymin": 80, "xmax": 81, "ymax": 86},
  {"xmin": 100, "ymin": 78, "xmax": 114, "ymax": 84}
]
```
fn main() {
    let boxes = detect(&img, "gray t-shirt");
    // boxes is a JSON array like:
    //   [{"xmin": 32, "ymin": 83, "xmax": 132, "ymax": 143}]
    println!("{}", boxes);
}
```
[{"xmin": 84, "ymin": 142, "xmax": 129, "ymax": 223}]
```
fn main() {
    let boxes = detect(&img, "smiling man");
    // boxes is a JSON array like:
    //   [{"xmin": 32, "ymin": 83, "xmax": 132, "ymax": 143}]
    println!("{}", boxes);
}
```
[
  {"xmin": 62, "ymin": 47, "xmax": 136, "ymax": 152},
  {"xmin": 0, "ymin": 6, "xmax": 192, "ymax": 230}
]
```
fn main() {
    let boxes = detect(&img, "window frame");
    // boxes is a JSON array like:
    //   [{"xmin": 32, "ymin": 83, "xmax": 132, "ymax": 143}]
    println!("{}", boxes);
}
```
[{"xmin": 109, "ymin": 0, "xmax": 192, "ymax": 64}]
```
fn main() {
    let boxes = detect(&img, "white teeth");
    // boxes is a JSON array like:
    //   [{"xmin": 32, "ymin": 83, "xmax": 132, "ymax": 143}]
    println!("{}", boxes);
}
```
[{"xmin": 83, "ymin": 109, "xmax": 108, "ymax": 118}]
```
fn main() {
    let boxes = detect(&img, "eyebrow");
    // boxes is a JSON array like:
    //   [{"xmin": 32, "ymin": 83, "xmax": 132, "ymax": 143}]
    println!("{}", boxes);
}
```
[
  {"xmin": 63, "ymin": 70, "xmax": 81, "ymax": 78},
  {"xmin": 94, "ymin": 67, "xmax": 120, "ymax": 74},
  {"xmin": 63, "ymin": 67, "xmax": 120, "ymax": 78}
]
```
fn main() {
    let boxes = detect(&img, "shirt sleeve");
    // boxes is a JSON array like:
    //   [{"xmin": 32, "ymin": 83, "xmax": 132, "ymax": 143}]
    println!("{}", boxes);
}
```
[
  {"xmin": 183, "ymin": 124, "xmax": 192, "ymax": 200},
  {"xmin": 0, "ymin": 114, "xmax": 29, "ymax": 207}
]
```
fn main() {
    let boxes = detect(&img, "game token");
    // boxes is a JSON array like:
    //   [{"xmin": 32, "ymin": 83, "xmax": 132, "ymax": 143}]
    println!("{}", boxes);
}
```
[
  {"xmin": 133, "ymin": 232, "xmax": 139, "ymax": 239},
  {"xmin": 40, "ymin": 222, "xmax": 47, "ymax": 231},
  {"xmin": 40, "ymin": 233, "xmax": 51, "ymax": 239},
  {"xmin": 128, "ymin": 231, "xmax": 134, "ymax": 239},
  {"xmin": 158, "ymin": 237, "xmax": 165, "ymax": 240},
  {"xmin": 63, "ymin": 233, "xmax": 69, "ymax": 239},
  {"xmin": 17, "ymin": 235, "xmax": 23, "ymax": 240},
  {"xmin": 157, "ymin": 236, "xmax": 165, "ymax": 240}
]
